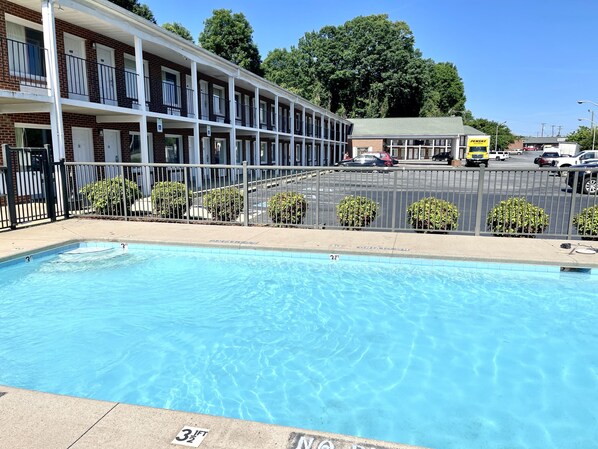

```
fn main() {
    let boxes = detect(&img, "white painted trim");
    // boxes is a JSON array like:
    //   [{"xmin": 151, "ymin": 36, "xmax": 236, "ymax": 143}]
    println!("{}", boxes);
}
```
[
  {"xmin": 14, "ymin": 123, "xmax": 51, "ymax": 130},
  {"xmin": 4, "ymin": 14, "xmax": 43, "ymax": 32}
]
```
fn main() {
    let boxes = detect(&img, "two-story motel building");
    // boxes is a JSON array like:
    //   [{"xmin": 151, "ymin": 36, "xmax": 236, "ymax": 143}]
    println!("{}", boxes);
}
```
[{"xmin": 0, "ymin": 0, "xmax": 351, "ymax": 190}]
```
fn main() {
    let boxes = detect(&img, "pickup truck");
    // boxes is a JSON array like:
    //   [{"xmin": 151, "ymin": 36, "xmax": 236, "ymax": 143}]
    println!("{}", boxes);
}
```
[
  {"xmin": 552, "ymin": 150, "xmax": 598, "ymax": 172},
  {"xmin": 535, "ymin": 151, "xmax": 561, "ymax": 167}
]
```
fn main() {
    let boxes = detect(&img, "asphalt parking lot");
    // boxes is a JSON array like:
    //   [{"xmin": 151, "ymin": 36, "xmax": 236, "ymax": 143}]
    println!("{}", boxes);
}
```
[{"xmin": 244, "ymin": 151, "xmax": 596, "ymax": 238}]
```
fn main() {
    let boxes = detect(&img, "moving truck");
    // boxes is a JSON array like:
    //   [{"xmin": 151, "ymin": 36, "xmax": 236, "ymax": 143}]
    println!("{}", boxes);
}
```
[{"xmin": 466, "ymin": 137, "xmax": 490, "ymax": 167}]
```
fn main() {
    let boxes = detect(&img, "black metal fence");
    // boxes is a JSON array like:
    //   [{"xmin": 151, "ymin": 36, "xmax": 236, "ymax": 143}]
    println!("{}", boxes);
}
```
[
  {"xmin": 60, "ymin": 161, "xmax": 598, "ymax": 240},
  {"xmin": 0, "ymin": 145, "xmax": 68, "ymax": 231}
]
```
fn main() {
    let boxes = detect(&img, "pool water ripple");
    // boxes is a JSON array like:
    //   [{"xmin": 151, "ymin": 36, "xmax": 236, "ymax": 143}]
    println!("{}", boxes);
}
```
[{"xmin": 0, "ymin": 245, "xmax": 597, "ymax": 449}]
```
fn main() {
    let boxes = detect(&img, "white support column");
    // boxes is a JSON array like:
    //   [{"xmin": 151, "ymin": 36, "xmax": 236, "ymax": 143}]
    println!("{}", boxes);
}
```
[
  {"xmin": 320, "ymin": 114, "xmax": 325, "ymax": 165},
  {"xmin": 290, "ymin": 101, "xmax": 295, "ymax": 166},
  {"xmin": 274, "ymin": 95, "xmax": 279, "ymax": 133},
  {"xmin": 191, "ymin": 61, "xmax": 201, "ymax": 188},
  {"xmin": 41, "ymin": 0, "xmax": 64, "ymax": 161},
  {"xmin": 254, "ymin": 87, "xmax": 261, "ymax": 175},
  {"xmin": 254, "ymin": 86, "xmax": 260, "ymax": 130},
  {"xmin": 133, "ymin": 36, "xmax": 151, "ymax": 194},
  {"xmin": 228, "ymin": 75, "xmax": 237, "ymax": 166},
  {"xmin": 301, "ymin": 106, "xmax": 306, "ymax": 165},
  {"xmin": 312, "ymin": 110, "xmax": 316, "ymax": 164},
  {"xmin": 134, "ymin": 36, "xmax": 147, "ymax": 110},
  {"xmin": 302, "ymin": 106, "xmax": 306, "ymax": 137},
  {"xmin": 274, "ymin": 95, "xmax": 279, "ymax": 166}
]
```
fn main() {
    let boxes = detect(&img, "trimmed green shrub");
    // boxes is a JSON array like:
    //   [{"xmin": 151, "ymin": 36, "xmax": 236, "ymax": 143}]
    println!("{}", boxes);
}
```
[
  {"xmin": 151, "ymin": 181, "xmax": 192, "ymax": 218},
  {"xmin": 337, "ymin": 195, "xmax": 379, "ymax": 229},
  {"xmin": 267, "ymin": 191, "xmax": 308, "ymax": 225},
  {"xmin": 203, "ymin": 187, "xmax": 244, "ymax": 222},
  {"xmin": 573, "ymin": 205, "xmax": 598, "ymax": 239},
  {"xmin": 79, "ymin": 176, "xmax": 140, "ymax": 215},
  {"xmin": 486, "ymin": 197, "xmax": 549, "ymax": 237},
  {"xmin": 407, "ymin": 197, "xmax": 459, "ymax": 232}
]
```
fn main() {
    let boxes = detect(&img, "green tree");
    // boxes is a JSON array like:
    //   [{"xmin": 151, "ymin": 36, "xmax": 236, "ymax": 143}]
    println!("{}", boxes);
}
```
[
  {"xmin": 420, "ymin": 62, "xmax": 466, "ymax": 117},
  {"xmin": 466, "ymin": 118, "xmax": 516, "ymax": 150},
  {"xmin": 263, "ymin": 14, "xmax": 433, "ymax": 118},
  {"xmin": 162, "ymin": 22, "xmax": 194, "ymax": 42},
  {"xmin": 198, "ymin": 9, "xmax": 262, "ymax": 76},
  {"xmin": 132, "ymin": 3, "xmax": 156, "ymax": 23},
  {"xmin": 107, "ymin": 0, "xmax": 156, "ymax": 23},
  {"xmin": 567, "ymin": 126, "xmax": 596, "ymax": 151}
]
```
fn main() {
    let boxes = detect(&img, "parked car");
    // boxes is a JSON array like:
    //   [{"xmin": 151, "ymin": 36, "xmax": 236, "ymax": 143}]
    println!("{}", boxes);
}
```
[
  {"xmin": 566, "ymin": 162, "xmax": 598, "ymax": 194},
  {"xmin": 489, "ymin": 150, "xmax": 510, "ymax": 161},
  {"xmin": 338, "ymin": 154, "xmax": 389, "ymax": 170},
  {"xmin": 509, "ymin": 149, "xmax": 523, "ymax": 155},
  {"xmin": 432, "ymin": 151, "xmax": 453, "ymax": 162},
  {"xmin": 535, "ymin": 151, "xmax": 561, "ymax": 167},
  {"xmin": 363, "ymin": 151, "xmax": 394, "ymax": 166},
  {"xmin": 523, "ymin": 146, "xmax": 537, "ymax": 152}
]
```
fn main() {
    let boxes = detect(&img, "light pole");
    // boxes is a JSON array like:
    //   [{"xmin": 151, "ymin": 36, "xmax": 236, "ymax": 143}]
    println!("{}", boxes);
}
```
[
  {"xmin": 577, "ymin": 100, "xmax": 598, "ymax": 151},
  {"xmin": 495, "ymin": 121, "xmax": 506, "ymax": 152},
  {"xmin": 578, "ymin": 113, "xmax": 596, "ymax": 151}
]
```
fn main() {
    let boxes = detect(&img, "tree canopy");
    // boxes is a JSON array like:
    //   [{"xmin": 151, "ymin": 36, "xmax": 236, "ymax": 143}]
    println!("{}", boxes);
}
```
[
  {"xmin": 466, "ymin": 118, "xmax": 516, "ymax": 151},
  {"xmin": 420, "ymin": 62, "xmax": 466, "ymax": 117},
  {"xmin": 263, "ymin": 14, "xmax": 465, "ymax": 119},
  {"xmin": 162, "ymin": 22, "xmax": 194, "ymax": 42},
  {"xmin": 198, "ymin": 9, "xmax": 263, "ymax": 76},
  {"xmin": 567, "ymin": 126, "xmax": 596, "ymax": 151},
  {"xmin": 107, "ymin": 0, "xmax": 156, "ymax": 23}
]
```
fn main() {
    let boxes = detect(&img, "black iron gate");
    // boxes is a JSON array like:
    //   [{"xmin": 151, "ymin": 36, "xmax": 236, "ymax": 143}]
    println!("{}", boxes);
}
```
[{"xmin": 1, "ymin": 144, "xmax": 69, "ymax": 230}]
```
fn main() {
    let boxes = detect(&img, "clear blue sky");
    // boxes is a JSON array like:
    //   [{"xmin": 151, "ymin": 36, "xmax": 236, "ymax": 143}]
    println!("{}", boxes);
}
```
[{"xmin": 145, "ymin": 0, "xmax": 597, "ymax": 138}]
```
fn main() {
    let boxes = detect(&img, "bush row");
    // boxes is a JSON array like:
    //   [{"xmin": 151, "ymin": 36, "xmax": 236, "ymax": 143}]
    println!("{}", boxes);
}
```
[{"xmin": 80, "ymin": 179, "xmax": 598, "ymax": 237}]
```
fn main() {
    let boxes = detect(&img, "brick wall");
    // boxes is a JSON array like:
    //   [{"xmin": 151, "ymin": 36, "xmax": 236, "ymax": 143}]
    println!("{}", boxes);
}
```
[{"xmin": 349, "ymin": 138, "xmax": 384, "ymax": 152}]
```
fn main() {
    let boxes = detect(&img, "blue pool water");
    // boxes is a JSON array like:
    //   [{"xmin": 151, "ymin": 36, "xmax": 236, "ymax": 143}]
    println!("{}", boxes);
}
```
[{"xmin": 0, "ymin": 243, "xmax": 597, "ymax": 449}]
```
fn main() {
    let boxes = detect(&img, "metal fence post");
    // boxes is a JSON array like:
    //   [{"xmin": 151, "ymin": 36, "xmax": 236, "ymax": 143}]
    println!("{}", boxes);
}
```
[
  {"xmin": 315, "ymin": 169, "xmax": 320, "ymax": 227},
  {"xmin": 184, "ymin": 166, "xmax": 190, "ymax": 224},
  {"xmin": 391, "ymin": 169, "xmax": 398, "ymax": 231},
  {"xmin": 3, "ymin": 144, "xmax": 17, "ymax": 230},
  {"xmin": 43, "ymin": 145, "xmax": 56, "ymax": 222},
  {"xmin": 243, "ymin": 161, "xmax": 249, "ymax": 226},
  {"xmin": 474, "ymin": 166, "xmax": 485, "ymax": 236},
  {"xmin": 120, "ymin": 165, "xmax": 128, "ymax": 221},
  {"xmin": 566, "ymin": 171, "xmax": 579, "ymax": 239},
  {"xmin": 59, "ymin": 158, "xmax": 69, "ymax": 219}
]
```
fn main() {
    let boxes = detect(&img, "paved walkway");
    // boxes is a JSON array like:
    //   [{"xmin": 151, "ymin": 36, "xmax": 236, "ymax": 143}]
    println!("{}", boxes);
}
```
[
  {"xmin": 1, "ymin": 219, "xmax": 597, "ymax": 449},
  {"xmin": 1, "ymin": 218, "xmax": 596, "ymax": 267}
]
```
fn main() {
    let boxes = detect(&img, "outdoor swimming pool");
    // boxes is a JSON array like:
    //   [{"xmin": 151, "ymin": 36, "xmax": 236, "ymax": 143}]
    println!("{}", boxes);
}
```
[{"xmin": 0, "ymin": 243, "xmax": 596, "ymax": 449}]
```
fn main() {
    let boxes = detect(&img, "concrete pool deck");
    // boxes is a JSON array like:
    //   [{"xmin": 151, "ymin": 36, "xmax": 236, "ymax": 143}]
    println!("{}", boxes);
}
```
[{"xmin": 1, "ymin": 219, "xmax": 597, "ymax": 449}]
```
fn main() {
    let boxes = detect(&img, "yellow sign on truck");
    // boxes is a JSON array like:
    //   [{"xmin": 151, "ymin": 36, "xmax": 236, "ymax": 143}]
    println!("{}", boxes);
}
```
[{"xmin": 465, "ymin": 137, "xmax": 490, "ymax": 167}]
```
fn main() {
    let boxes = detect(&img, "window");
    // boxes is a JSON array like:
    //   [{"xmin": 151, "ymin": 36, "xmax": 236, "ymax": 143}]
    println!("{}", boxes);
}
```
[
  {"xmin": 164, "ymin": 135, "xmax": 182, "ymax": 164},
  {"xmin": 235, "ymin": 140, "xmax": 243, "ymax": 164},
  {"xmin": 213, "ymin": 138, "xmax": 227, "ymax": 164},
  {"xmin": 15, "ymin": 125, "xmax": 52, "ymax": 169},
  {"xmin": 124, "ymin": 55, "xmax": 150, "ymax": 102},
  {"xmin": 161, "ymin": 67, "xmax": 180, "ymax": 108},
  {"xmin": 270, "ymin": 105, "xmax": 275, "ymax": 129},
  {"xmin": 129, "ymin": 132, "xmax": 154, "ymax": 163},
  {"xmin": 260, "ymin": 142, "xmax": 268, "ymax": 164},
  {"xmin": 213, "ymin": 86, "xmax": 225, "ymax": 118},
  {"xmin": 235, "ymin": 93, "xmax": 242, "ymax": 120},
  {"xmin": 6, "ymin": 20, "xmax": 46, "ymax": 79},
  {"xmin": 259, "ymin": 101, "xmax": 267, "ymax": 125}
]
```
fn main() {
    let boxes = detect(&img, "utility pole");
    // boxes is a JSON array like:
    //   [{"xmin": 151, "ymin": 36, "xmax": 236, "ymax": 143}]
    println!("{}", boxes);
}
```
[
  {"xmin": 557, "ymin": 125, "xmax": 562, "ymax": 137},
  {"xmin": 541, "ymin": 123, "xmax": 546, "ymax": 137},
  {"xmin": 551, "ymin": 125, "xmax": 555, "ymax": 137}
]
